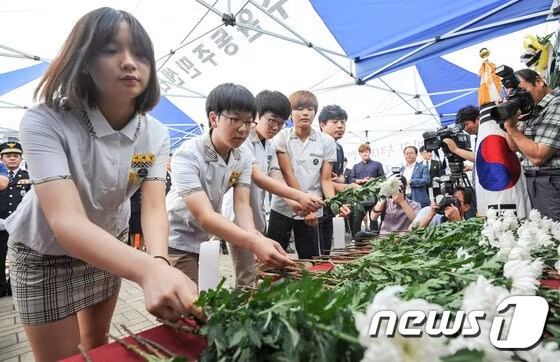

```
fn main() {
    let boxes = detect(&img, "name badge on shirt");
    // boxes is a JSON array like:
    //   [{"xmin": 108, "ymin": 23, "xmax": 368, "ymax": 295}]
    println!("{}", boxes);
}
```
[{"xmin": 129, "ymin": 153, "xmax": 155, "ymax": 182}]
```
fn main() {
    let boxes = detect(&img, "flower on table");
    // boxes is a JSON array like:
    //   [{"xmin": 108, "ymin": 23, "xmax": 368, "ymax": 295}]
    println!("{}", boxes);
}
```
[
  {"xmin": 378, "ymin": 175, "xmax": 401, "ymax": 198},
  {"xmin": 354, "ymin": 286, "xmax": 449, "ymax": 362},
  {"xmin": 503, "ymin": 259, "xmax": 544, "ymax": 296}
]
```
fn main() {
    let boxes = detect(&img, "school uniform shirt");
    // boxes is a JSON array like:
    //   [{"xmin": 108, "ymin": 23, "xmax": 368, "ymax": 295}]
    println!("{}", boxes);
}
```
[
  {"xmin": 166, "ymin": 132, "xmax": 253, "ymax": 254},
  {"xmin": 5, "ymin": 104, "xmax": 170, "ymax": 255},
  {"xmin": 270, "ymin": 128, "xmax": 337, "ymax": 219},
  {"xmin": 248, "ymin": 130, "xmax": 280, "ymax": 232},
  {"xmin": 222, "ymin": 129, "xmax": 279, "ymax": 234}
]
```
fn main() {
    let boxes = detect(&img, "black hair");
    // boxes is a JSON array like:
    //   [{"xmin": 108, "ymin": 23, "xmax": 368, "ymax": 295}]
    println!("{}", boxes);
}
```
[
  {"xmin": 455, "ymin": 105, "xmax": 479, "ymax": 124},
  {"xmin": 419, "ymin": 146, "xmax": 426, "ymax": 153},
  {"xmin": 255, "ymin": 90, "xmax": 291, "ymax": 120},
  {"xmin": 455, "ymin": 186, "xmax": 473, "ymax": 206},
  {"xmin": 318, "ymin": 104, "xmax": 348, "ymax": 124},
  {"xmin": 35, "ymin": 7, "xmax": 159, "ymax": 112},
  {"xmin": 205, "ymin": 83, "xmax": 256, "ymax": 124},
  {"xmin": 403, "ymin": 145, "xmax": 418, "ymax": 154},
  {"xmin": 516, "ymin": 68, "xmax": 547, "ymax": 87}
]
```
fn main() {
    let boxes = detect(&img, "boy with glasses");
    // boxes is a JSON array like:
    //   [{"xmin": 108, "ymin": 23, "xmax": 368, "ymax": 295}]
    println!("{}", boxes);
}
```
[
  {"xmin": 223, "ymin": 90, "xmax": 324, "ymax": 286},
  {"xmin": 166, "ymin": 83, "xmax": 294, "ymax": 284}
]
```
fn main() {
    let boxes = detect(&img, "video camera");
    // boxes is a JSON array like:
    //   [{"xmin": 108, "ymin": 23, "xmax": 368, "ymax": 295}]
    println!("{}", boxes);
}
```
[
  {"xmin": 422, "ymin": 124, "xmax": 471, "ymax": 175},
  {"xmin": 432, "ymin": 175, "xmax": 462, "ymax": 215},
  {"xmin": 490, "ymin": 65, "xmax": 534, "ymax": 123}
]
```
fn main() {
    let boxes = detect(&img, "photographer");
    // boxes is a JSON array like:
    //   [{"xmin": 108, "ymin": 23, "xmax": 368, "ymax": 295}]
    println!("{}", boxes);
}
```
[
  {"xmin": 442, "ymin": 105, "xmax": 479, "ymax": 163},
  {"xmin": 409, "ymin": 186, "xmax": 473, "ymax": 229},
  {"xmin": 370, "ymin": 176, "xmax": 421, "ymax": 233},
  {"xmin": 502, "ymin": 69, "xmax": 560, "ymax": 221}
]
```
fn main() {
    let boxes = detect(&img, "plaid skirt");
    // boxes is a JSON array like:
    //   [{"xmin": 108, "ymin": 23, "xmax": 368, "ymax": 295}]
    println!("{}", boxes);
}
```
[{"xmin": 7, "ymin": 240, "xmax": 121, "ymax": 325}]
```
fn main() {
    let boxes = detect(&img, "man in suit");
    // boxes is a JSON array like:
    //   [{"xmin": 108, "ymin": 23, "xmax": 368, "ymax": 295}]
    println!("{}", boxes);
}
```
[
  {"xmin": 400, "ymin": 146, "xmax": 430, "ymax": 207},
  {"xmin": 419, "ymin": 146, "xmax": 445, "ymax": 199},
  {"xmin": 0, "ymin": 142, "xmax": 31, "ymax": 297}
]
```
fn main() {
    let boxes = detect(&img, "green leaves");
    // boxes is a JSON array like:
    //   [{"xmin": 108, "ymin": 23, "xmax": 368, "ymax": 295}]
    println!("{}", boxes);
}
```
[
  {"xmin": 325, "ymin": 176, "xmax": 387, "ymax": 212},
  {"xmin": 188, "ymin": 216, "xmax": 560, "ymax": 361}
]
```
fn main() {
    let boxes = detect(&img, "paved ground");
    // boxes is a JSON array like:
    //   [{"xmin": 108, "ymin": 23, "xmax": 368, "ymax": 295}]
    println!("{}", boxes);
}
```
[{"xmin": 0, "ymin": 253, "xmax": 235, "ymax": 361}]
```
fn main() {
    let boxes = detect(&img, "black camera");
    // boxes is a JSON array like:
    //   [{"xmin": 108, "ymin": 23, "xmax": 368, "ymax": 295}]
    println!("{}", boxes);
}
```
[
  {"xmin": 435, "ymin": 195, "xmax": 462, "ymax": 215},
  {"xmin": 490, "ymin": 65, "xmax": 534, "ymax": 123},
  {"xmin": 422, "ymin": 124, "xmax": 471, "ymax": 175},
  {"xmin": 433, "ymin": 175, "xmax": 461, "ymax": 215}
]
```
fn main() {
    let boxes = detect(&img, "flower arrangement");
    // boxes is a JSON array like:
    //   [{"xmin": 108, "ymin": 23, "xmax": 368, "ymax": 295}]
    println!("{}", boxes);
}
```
[
  {"xmin": 325, "ymin": 175, "xmax": 401, "ymax": 214},
  {"xmin": 104, "ymin": 210, "xmax": 560, "ymax": 361}
]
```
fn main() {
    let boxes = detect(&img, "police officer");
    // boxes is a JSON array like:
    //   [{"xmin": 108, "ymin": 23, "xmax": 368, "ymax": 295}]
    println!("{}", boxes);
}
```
[{"xmin": 0, "ymin": 142, "xmax": 31, "ymax": 297}]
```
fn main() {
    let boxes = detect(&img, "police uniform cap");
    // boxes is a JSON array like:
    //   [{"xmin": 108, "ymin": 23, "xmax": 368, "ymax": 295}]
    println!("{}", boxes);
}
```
[{"xmin": 0, "ymin": 142, "xmax": 23, "ymax": 155}]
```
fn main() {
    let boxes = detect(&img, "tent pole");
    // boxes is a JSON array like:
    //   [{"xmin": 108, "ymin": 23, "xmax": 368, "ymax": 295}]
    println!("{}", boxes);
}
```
[
  {"xmin": 0, "ymin": 44, "xmax": 42, "ymax": 61},
  {"xmin": 246, "ymin": 0, "xmax": 353, "ymax": 78},
  {"xmin": 376, "ymin": 78, "xmax": 420, "ymax": 113},
  {"xmin": 159, "ymin": 81, "xmax": 208, "ymax": 98},
  {"xmin": 359, "ymin": 0, "xmax": 546, "ymax": 62},
  {"xmin": 194, "ymin": 0, "xmax": 222, "ymax": 17},
  {"xmin": 362, "ymin": 11, "xmax": 556, "ymax": 80}
]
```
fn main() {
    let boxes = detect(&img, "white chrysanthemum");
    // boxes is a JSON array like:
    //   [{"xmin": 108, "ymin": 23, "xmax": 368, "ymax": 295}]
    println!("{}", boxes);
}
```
[
  {"xmin": 378, "ymin": 176, "xmax": 401, "ymax": 198},
  {"xmin": 503, "ymin": 259, "xmax": 544, "ymax": 295},
  {"xmin": 539, "ymin": 342, "xmax": 560, "ymax": 362},
  {"xmin": 551, "ymin": 226, "xmax": 560, "ymax": 242},
  {"xmin": 516, "ymin": 341, "xmax": 560, "ymax": 362},
  {"xmin": 486, "ymin": 209, "xmax": 499, "ymax": 222},
  {"xmin": 535, "ymin": 229, "xmax": 553, "ymax": 248},
  {"xmin": 460, "ymin": 276, "xmax": 510, "ymax": 316},
  {"xmin": 480, "ymin": 228, "xmax": 496, "ymax": 246},
  {"xmin": 355, "ymin": 286, "xmax": 449, "ymax": 362},
  {"xmin": 448, "ymin": 276, "xmax": 514, "ymax": 362},
  {"xmin": 496, "ymin": 230, "xmax": 518, "ymax": 256},
  {"xmin": 529, "ymin": 209, "xmax": 542, "ymax": 222},
  {"xmin": 508, "ymin": 245, "xmax": 531, "ymax": 261},
  {"xmin": 555, "ymin": 260, "xmax": 560, "ymax": 274},
  {"xmin": 456, "ymin": 247, "xmax": 471, "ymax": 260},
  {"xmin": 501, "ymin": 212, "xmax": 519, "ymax": 231}
]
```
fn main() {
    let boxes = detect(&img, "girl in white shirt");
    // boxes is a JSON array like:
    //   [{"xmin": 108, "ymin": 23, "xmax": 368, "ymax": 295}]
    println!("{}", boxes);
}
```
[{"xmin": 5, "ymin": 7, "xmax": 200, "ymax": 361}]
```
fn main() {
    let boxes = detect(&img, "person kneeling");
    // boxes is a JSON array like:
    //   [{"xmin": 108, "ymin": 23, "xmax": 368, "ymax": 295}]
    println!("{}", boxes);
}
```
[
  {"xmin": 371, "ymin": 176, "xmax": 421, "ymax": 233},
  {"xmin": 409, "ymin": 186, "xmax": 473, "ymax": 229}
]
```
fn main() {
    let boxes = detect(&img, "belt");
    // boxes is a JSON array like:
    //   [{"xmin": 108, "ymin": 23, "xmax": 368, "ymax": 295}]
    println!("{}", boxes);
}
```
[{"xmin": 524, "ymin": 169, "xmax": 560, "ymax": 177}]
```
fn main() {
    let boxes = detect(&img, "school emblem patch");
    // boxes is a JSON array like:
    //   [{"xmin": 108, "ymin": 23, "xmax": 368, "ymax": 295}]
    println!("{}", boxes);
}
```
[
  {"xmin": 129, "ymin": 153, "xmax": 155, "ymax": 182},
  {"xmin": 229, "ymin": 171, "xmax": 241, "ymax": 185}
]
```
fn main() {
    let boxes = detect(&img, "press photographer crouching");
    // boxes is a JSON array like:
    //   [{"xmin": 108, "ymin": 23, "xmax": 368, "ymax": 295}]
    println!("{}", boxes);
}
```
[
  {"xmin": 499, "ymin": 67, "xmax": 560, "ymax": 221},
  {"xmin": 370, "ymin": 175, "xmax": 421, "ymax": 233},
  {"xmin": 409, "ymin": 182, "xmax": 473, "ymax": 229}
]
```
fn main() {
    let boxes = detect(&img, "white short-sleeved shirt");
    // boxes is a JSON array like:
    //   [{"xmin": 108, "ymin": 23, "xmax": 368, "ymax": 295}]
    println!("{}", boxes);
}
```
[
  {"xmin": 270, "ymin": 128, "xmax": 336, "ymax": 218},
  {"xmin": 222, "ymin": 129, "xmax": 279, "ymax": 234},
  {"xmin": 166, "ymin": 132, "xmax": 253, "ymax": 253},
  {"xmin": 5, "ymin": 104, "xmax": 170, "ymax": 255}
]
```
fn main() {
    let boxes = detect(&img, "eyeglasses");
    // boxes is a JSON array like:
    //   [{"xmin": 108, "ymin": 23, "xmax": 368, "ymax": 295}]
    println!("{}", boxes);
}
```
[
  {"xmin": 262, "ymin": 114, "xmax": 286, "ymax": 129},
  {"xmin": 218, "ymin": 113, "xmax": 255, "ymax": 129}
]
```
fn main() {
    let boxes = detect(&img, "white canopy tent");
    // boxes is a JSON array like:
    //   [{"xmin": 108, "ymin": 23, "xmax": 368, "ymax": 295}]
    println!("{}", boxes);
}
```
[{"xmin": 0, "ymin": 0, "xmax": 557, "ymax": 169}]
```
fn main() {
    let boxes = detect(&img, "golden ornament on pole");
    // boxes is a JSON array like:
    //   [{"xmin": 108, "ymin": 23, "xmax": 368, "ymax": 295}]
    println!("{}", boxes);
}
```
[{"xmin": 478, "ymin": 48, "xmax": 502, "ymax": 106}]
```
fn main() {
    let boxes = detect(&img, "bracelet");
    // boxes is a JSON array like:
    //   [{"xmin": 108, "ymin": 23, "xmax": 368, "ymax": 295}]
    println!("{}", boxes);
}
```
[{"xmin": 154, "ymin": 255, "xmax": 171, "ymax": 266}]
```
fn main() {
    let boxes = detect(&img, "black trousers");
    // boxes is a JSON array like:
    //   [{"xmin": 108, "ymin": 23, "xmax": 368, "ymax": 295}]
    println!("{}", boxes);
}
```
[
  {"xmin": 526, "ymin": 174, "xmax": 560, "ymax": 222},
  {"xmin": 0, "ymin": 230, "xmax": 9, "ymax": 285},
  {"xmin": 318, "ymin": 207, "xmax": 334, "ymax": 255},
  {"xmin": 351, "ymin": 204, "xmax": 376, "ymax": 239},
  {"xmin": 267, "ymin": 210, "xmax": 320, "ymax": 259}
]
